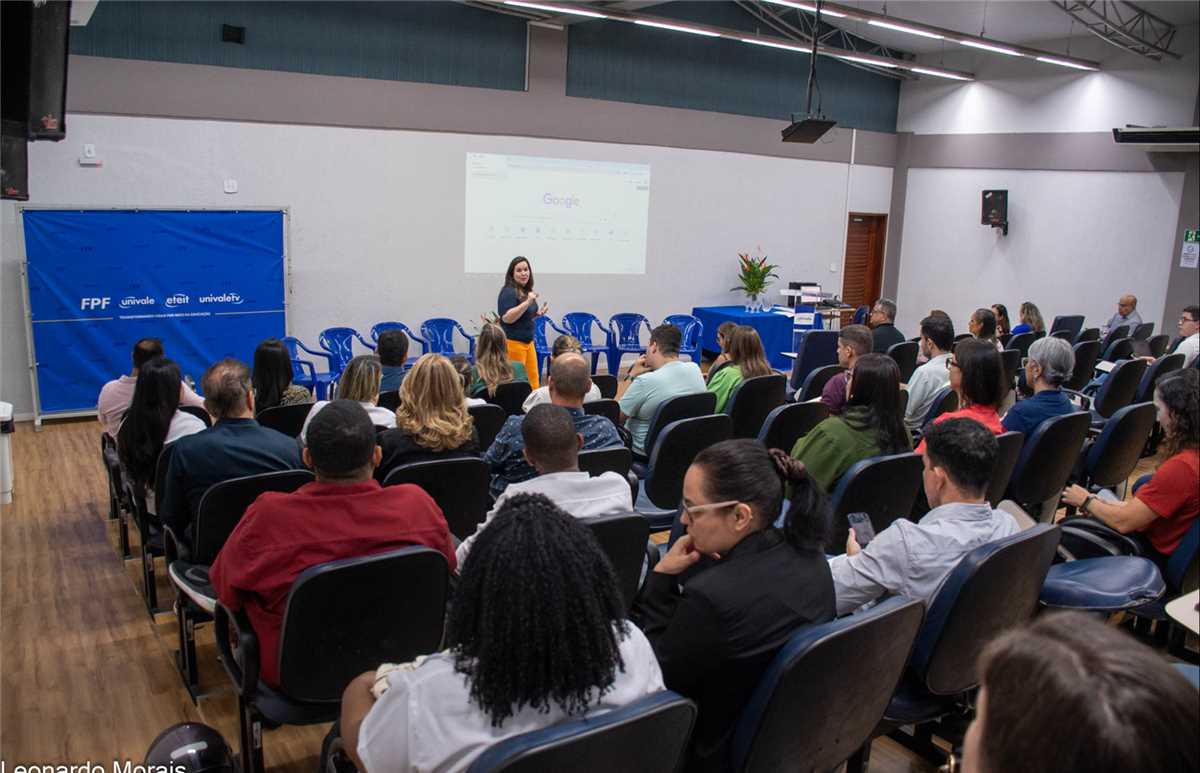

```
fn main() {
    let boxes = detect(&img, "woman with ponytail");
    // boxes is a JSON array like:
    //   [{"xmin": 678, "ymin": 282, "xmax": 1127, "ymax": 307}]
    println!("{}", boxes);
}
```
[{"xmin": 631, "ymin": 439, "xmax": 835, "ymax": 771}]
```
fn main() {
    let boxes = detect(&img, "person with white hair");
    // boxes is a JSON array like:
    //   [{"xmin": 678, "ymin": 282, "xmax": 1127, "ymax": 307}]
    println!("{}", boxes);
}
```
[{"xmin": 1001, "ymin": 337, "xmax": 1076, "ymax": 438}]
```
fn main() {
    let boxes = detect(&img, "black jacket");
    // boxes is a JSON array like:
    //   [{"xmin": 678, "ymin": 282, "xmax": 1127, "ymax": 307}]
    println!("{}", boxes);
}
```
[
  {"xmin": 872, "ymin": 323, "xmax": 906, "ymax": 353},
  {"xmin": 631, "ymin": 529, "xmax": 835, "ymax": 770},
  {"xmin": 374, "ymin": 427, "xmax": 480, "ymax": 484}
]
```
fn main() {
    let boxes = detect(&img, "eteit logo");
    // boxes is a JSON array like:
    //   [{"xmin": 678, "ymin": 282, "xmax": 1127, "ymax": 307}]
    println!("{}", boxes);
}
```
[
  {"xmin": 119, "ymin": 295, "xmax": 155, "ymax": 309},
  {"xmin": 199, "ymin": 292, "xmax": 244, "ymax": 305},
  {"xmin": 164, "ymin": 293, "xmax": 189, "ymax": 308}
]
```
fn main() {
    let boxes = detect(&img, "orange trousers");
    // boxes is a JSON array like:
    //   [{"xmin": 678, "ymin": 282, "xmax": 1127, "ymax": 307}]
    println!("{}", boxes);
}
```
[{"xmin": 506, "ymin": 339, "xmax": 540, "ymax": 389}]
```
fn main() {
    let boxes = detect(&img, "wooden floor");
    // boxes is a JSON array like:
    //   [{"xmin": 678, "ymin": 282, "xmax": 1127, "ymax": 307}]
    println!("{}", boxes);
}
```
[{"xmin": 1, "ymin": 418, "xmax": 935, "ymax": 771}]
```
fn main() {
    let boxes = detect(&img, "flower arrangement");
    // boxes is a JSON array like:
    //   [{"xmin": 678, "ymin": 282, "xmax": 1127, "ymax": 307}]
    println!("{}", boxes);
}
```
[{"xmin": 731, "ymin": 250, "xmax": 779, "ymax": 312}]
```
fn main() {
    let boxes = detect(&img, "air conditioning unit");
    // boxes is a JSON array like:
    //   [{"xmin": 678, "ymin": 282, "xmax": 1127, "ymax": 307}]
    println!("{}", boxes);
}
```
[{"xmin": 1112, "ymin": 126, "xmax": 1200, "ymax": 152}]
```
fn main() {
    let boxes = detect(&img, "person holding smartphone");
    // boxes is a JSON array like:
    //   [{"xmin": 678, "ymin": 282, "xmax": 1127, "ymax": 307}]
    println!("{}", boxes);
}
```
[
  {"xmin": 829, "ymin": 417, "xmax": 1019, "ymax": 616},
  {"xmin": 498, "ymin": 256, "xmax": 548, "ymax": 389}
]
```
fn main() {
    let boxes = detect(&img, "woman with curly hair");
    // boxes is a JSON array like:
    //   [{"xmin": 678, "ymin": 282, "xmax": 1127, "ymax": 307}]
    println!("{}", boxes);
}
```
[
  {"xmin": 341, "ymin": 493, "xmax": 665, "ymax": 772},
  {"xmin": 632, "ymin": 439, "xmax": 835, "ymax": 770},
  {"xmin": 1061, "ymin": 367, "xmax": 1199, "ymax": 561},
  {"xmin": 469, "ymin": 322, "xmax": 529, "ymax": 397},
  {"xmin": 374, "ymin": 354, "xmax": 480, "ymax": 482}
]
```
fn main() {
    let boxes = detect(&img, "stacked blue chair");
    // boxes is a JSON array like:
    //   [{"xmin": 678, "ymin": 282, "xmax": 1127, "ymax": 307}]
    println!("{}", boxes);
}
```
[
  {"xmin": 787, "ymin": 330, "xmax": 839, "ymax": 393},
  {"xmin": 318, "ymin": 327, "xmax": 375, "ymax": 381},
  {"xmin": 607, "ymin": 313, "xmax": 652, "ymax": 376},
  {"xmin": 533, "ymin": 315, "xmax": 571, "ymax": 374},
  {"xmin": 562, "ymin": 312, "xmax": 610, "ymax": 374},
  {"xmin": 281, "ymin": 336, "xmax": 336, "ymax": 400},
  {"xmin": 421, "ymin": 318, "xmax": 476, "ymax": 362},
  {"xmin": 370, "ymin": 321, "xmax": 426, "ymax": 367},
  {"xmin": 663, "ymin": 314, "xmax": 703, "ymax": 365}
]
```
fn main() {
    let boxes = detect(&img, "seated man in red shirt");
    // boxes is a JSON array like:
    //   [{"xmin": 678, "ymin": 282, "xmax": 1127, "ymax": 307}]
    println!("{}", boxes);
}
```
[{"xmin": 211, "ymin": 399, "xmax": 456, "ymax": 688}]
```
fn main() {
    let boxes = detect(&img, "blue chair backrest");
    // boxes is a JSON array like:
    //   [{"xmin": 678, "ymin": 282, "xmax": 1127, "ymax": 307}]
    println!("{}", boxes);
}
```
[
  {"xmin": 852, "ymin": 305, "xmax": 870, "ymax": 325},
  {"xmin": 533, "ymin": 315, "xmax": 570, "ymax": 353},
  {"xmin": 562, "ymin": 313, "xmax": 608, "ymax": 350},
  {"xmin": 371, "ymin": 321, "xmax": 427, "ymax": 349},
  {"xmin": 608, "ymin": 313, "xmax": 652, "ymax": 349},
  {"xmin": 421, "ymin": 318, "xmax": 475, "ymax": 358},
  {"xmin": 281, "ymin": 336, "xmax": 319, "ymax": 382},
  {"xmin": 789, "ymin": 330, "xmax": 839, "ymax": 391},
  {"xmin": 1136, "ymin": 353, "xmax": 1185, "ymax": 403},
  {"xmin": 1166, "ymin": 518, "xmax": 1200, "ymax": 592},
  {"xmin": 1093, "ymin": 357, "xmax": 1148, "ymax": 418},
  {"xmin": 729, "ymin": 597, "xmax": 926, "ymax": 773},
  {"xmin": 465, "ymin": 691, "xmax": 697, "ymax": 773},
  {"xmin": 1083, "ymin": 402, "xmax": 1156, "ymax": 488},
  {"xmin": 318, "ymin": 327, "xmax": 370, "ymax": 373},
  {"xmin": 827, "ymin": 452, "xmax": 925, "ymax": 552},
  {"xmin": 663, "ymin": 314, "xmax": 703, "ymax": 354},
  {"xmin": 921, "ymin": 386, "xmax": 959, "ymax": 433},
  {"xmin": 910, "ymin": 524, "xmax": 1060, "ymax": 695},
  {"xmin": 1007, "ymin": 411, "xmax": 1090, "ymax": 506}
]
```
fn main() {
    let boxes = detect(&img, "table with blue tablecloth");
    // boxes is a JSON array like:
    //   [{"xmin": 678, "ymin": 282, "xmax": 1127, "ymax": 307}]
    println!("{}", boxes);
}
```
[{"xmin": 691, "ymin": 305, "xmax": 797, "ymax": 371}]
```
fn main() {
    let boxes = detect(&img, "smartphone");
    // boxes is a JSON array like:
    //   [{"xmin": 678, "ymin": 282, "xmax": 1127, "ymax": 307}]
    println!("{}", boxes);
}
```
[{"xmin": 847, "ymin": 512, "xmax": 876, "ymax": 547}]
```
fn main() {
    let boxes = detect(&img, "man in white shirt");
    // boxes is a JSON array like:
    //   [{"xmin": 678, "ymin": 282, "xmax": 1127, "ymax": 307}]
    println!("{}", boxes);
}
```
[
  {"xmin": 618, "ymin": 324, "xmax": 706, "ymax": 456},
  {"xmin": 904, "ymin": 315, "xmax": 955, "ymax": 432},
  {"xmin": 458, "ymin": 403, "xmax": 632, "ymax": 565},
  {"xmin": 829, "ymin": 417, "xmax": 1019, "ymax": 616},
  {"xmin": 97, "ymin": 337, "xmax": 205, "ymax": 436},
  {"xmin": 1175, "ymin": 305, "xmax": 1199, "ymax": 367}
]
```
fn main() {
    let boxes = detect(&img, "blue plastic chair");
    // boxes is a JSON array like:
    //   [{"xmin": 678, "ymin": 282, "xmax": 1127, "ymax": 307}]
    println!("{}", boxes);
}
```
[
  {"xmin": 852, "ymin": 305, "xmax": 870, "ymax": 325},
  {"xmin": 533, "ymin": 315, "xmax": 571, "ymax": 374},
  {"xmin": 787, "ymin": 330, "xmax": 839, "ymax": 392},
  {"xmin": 663, "ymin": 314, "xmax": 703, "ymax": 365},
  {"xmin": 731, "ymin": 597, "xmax": 925, "ymax": 773},
  {"xmin": 562, "ymin": 313, "xmax": 609, "ymax": 374},
  {"xmin": 370, "ymin": 321, "xmax": 426, "ymax": 367},
  {"xmin": 318, "ymin": 327, "xmax": 375, "ymax": 380},
  {"xmin": 465, "ymin": 691, "xmax": 697, "ymax": 773},
  {"xmin": 420, "ymin": 318, "xmax": 476, "ymax": 362},
  {"xmin": 281, "ymin": 336, "xmax": 336, "ymax": 400},
  {"xmin": 606, "ymin": 313, "xmax": 653, "ymax": 376}
]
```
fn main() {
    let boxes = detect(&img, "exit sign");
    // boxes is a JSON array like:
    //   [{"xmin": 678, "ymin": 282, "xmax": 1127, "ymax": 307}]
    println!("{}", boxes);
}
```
[{"xmin": 1186, "ymin": 229, "xmax": 1200, "ymax": 242}]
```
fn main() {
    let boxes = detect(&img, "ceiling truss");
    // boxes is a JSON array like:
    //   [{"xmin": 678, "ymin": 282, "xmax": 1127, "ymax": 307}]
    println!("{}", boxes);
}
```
[{"xmin": 1049, "ymin": 1, "xmax": 1180, "ymax": 60}]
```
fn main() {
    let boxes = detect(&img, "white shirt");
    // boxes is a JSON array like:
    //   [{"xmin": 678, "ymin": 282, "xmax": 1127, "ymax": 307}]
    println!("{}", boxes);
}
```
[
  {"xmin": 356, "ymin": 625, "xmax": 665, "ymax": 773},
  {"xmin": 165, "ymin": 410, "xmax": 207, "ymax": 444},
  {"xmin": 97, "ymin": 374, "xmax": 206, "ymax": 437},
  {"xmin": 1178, "ymin": 332, "xmax": 1200, "ymax": 367},
  {"xmin": 456, "ymin": 471, "xmax": 632, "ymax": 565},
  {"xmin": 300, "ymin": 400, "xmax": 396, "ymax": 443},
  {"xmin": 904, "ymin": 352, "xmax": 951, "ymax": 431},
  {"xmin": 522, "ymin": 383, "xmax": 602, "ymax": 413}
]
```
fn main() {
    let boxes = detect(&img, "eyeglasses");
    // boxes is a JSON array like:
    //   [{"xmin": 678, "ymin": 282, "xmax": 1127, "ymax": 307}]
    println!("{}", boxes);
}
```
[
  {"xmin": 1181, "ymin": 316, "xmax": 1198, "ymax": 324},
  {"xmin": 681, "ymin": 500, "xmax": 739, "ymax": 519}
]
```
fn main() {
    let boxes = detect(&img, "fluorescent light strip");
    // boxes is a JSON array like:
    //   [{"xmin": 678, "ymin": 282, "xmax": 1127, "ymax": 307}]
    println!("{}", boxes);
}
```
[
  {"xmin": 762, "ymin": 0, "xmax": 846, "ymax": 18},
  {"xmin": 504, "ymin": 1, "xmax": 609, "ymax": 18},
  {"xmin": 634, "ymin": 19, "xmax": 721, "ymax": 37},
  {"xmin": 959, "ymin": 39, "xmax": 1022, "ymax": 56},
  {"xmin": 1036, "ymin": 55, "xmax": 1097, "ymax": 71},
  {"xmin": 741, "ymin": 37, "xmax": 809, "ymax": 53},
  {"xmin": 868, "ymin": 19, "xmax": 944, "ymax": 40},
  {"xmin": 837, "ymin": 55, "xmax": 897, "ymax": 67},
  {"xmin": 911, "ymin": 66, "xmax": 972, "ymax": 81}
]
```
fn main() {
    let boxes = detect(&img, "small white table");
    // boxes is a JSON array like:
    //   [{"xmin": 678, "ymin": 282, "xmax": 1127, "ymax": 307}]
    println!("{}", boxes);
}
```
[{"xmin": 1166, "ymin": 589, "xmax": 1199, "ymax": 635}]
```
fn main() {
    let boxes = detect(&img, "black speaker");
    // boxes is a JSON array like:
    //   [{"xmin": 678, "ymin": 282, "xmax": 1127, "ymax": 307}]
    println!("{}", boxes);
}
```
[
  {"xmin": 1, "ymin": 0, "xmax": 71, "ymax": 142},
  {"xmin": 981, "ymin": 190, "xmax": 1008, "ymax": 226},
  {"xmin": 2, "ymin": 121, "xmax": 30, "ymax": 201}
]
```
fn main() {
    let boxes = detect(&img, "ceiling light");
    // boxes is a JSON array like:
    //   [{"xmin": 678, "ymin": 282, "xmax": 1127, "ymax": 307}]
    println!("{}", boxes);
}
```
[
  {"xmin": 837, "ymin": 55, "xmax": 897, "ymax": 67},
  {"xmin": 762, "ymin": 0, "xmax": 846, "ymax": 18},
  {"xmin": 911, "ymin": 66, "xmax": 973, "ymax": 81},
  {"xmin": 634, "ymin": 19, "xmax": 721, "ymax": 37},
  {"xmin": 741, "ymin": 37, "xmax": 809, "ymax": 53},
  {"xmin": 868, "ymin": 19, "xmax": 944, "ymax": 39},
  {"xmin": 1036, "ymin": 55, "xmax": 1097, "ymax": 71},
  {"xmin": 504, "ymin": 1, "xmax": 609, "ymax": 18},
  {"xmin": 960, "ymin": 39, "xmax": 1022, "ymax": 56}
]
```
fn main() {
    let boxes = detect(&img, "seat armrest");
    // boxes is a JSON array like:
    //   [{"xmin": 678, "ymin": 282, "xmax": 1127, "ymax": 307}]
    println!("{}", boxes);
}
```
[
  {"xmin": 214, "ymin": 600, "xmax": 261, "ymax": 701},
  {"xmin": 1062, "ymin": 388, "xmax": 1092, "ymax": 411},
  {"xmin": 163, "ymin": 525, "xmax": 184, "ymax": 564},
  {"xmin": 1059, "ymin": 518, "xmax": 1145, "ymax": 558}
]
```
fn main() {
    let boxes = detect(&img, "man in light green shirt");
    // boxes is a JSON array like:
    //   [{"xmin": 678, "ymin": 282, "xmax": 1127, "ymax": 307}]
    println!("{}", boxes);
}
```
[{"xmin": 618, "ymin": 324, "xmax": 706, "ymax": 456}]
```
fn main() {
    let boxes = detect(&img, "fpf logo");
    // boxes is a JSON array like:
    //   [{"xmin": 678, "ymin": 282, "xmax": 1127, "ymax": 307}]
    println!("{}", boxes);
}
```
[{"xmin": 81, "ymin": 297, "xmax": 110, "ymax": 310}]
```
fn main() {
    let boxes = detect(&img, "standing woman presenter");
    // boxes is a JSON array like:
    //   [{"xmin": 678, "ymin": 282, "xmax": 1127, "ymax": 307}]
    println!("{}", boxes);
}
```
[{"xmin": 497, "ymin": 256, "xmax": 548, "ymax": 389}]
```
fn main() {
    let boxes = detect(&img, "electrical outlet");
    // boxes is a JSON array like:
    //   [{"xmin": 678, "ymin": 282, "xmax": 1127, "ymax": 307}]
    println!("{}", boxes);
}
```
[{"xmin": 223, "ymin": 178, "xmax": 238, "ymax": 194}]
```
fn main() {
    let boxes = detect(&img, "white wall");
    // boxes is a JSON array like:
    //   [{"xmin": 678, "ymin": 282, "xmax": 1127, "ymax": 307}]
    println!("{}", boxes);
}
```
[
  {"xmin": 894, "ymin": 167, "xmax": 1184, "ymax": 337},
  {"xmin": 898, "ymin": 25, "xmax": 1200, "ymax": 134},
  {"xmin": 0, "ymin": 113, "xmax": 893, "ymax": 417}
]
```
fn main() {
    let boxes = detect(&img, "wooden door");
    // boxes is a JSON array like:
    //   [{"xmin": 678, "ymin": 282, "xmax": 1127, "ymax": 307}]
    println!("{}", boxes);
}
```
[{"xmin": 841, "ymin": 213, "xmax": 887, "ymax": 326}]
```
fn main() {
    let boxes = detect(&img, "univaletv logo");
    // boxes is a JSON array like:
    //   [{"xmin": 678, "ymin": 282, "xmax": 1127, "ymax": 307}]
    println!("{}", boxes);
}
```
[
  {"xmin": 119, "ymin": 295, "xmax": 155, "ymax": 309},
  {"xmin": 165, "ymin": 293, "xmax": 190, "ymax": 308},
  {"xmin": 199, "ymin": 292, "xmax": 245, "ymax": 305},
  {"xmin": 543, "ymin": 193, "xmax": 581, "ymax": 209}
]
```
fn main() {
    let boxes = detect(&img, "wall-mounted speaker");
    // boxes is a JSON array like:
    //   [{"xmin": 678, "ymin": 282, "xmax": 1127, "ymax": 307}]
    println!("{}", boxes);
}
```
[
  {"xmin": 2, "ymin": 121, "xmax": 30, "ymax": 201},
  {"xmin": 1, "ymin": 0, "xmax": 71, "ymax": 142},
  {"xmin": 981, "ymin": 190, "xmax": 1008, "ymax": 226}
]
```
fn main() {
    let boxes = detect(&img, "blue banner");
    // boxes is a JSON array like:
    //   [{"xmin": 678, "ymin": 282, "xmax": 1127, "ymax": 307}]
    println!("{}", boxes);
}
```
[{"xmin": 23, "ymin": 210, "xmax": 286, "ymax": 415}]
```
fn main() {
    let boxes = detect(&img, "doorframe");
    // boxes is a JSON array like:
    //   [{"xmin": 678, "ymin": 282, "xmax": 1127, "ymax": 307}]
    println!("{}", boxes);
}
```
[{"xmin": 841, "ymin": 211, "xmax": 890, "ymax": 311}]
